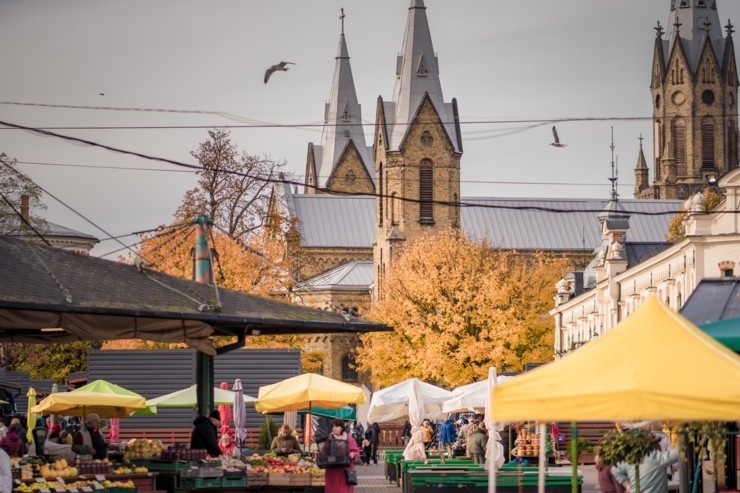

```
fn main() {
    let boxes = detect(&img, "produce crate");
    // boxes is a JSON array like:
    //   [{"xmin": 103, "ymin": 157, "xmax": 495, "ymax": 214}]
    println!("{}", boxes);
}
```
[
  {"xmin": 220, "ymin": 476, "xmax": 247, "ymax": 488},
  {"xmin": 178, "ymin": 477, "xmax": 222, "ymax": 489},
  {"xmin": 222, "ymin": 470, "xmax": 245, "ymax": 478},
  {"xmin": 268, "ymin": 473, "xmax": 292, "ymax": 486},
  {"xmin": 246, "ymin": 472, "xmax": 268, "ymax": 487},
  {"xmin": 290, "ymin": 473, "xmax": 311, "ymax": 487},
  {"xmin": 180, "ymin": 466, "xmax": 223, "ymax": 478},
  {"xmin": 108, "ymin": 487, "xmax": 137, "ymax": 493},
  {"xmin": 310, "ymin": 471, "xmax": 325, "ymax": 486}
]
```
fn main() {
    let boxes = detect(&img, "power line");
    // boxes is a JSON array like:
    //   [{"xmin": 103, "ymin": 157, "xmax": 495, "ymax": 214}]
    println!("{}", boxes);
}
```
[
  {"xmin": 15, "ymin": 159, "xmax": 632, "ymax": 187},
  {"xmin": 0, "ymin": 118, "xmax": 683, "ymax": 216}
]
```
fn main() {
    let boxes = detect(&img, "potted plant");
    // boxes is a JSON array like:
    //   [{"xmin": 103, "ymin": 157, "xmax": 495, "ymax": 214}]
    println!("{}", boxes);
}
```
[{"xmin": 598, "ymin": 430, "xmax": 659, "ymax": 493}]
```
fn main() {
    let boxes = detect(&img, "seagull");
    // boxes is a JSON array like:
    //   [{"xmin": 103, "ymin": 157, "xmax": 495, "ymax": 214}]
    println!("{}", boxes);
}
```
[
  {"xmin": 264, "ymin": 61, "xmax": 296, "ymax": 84},
  {"xmin": 550, "ymin": 125, "xmax": 567, "ymax": 147},
  {"xmin": 99, "ymin": 93, "xmax": 104, "ymax": 96}
]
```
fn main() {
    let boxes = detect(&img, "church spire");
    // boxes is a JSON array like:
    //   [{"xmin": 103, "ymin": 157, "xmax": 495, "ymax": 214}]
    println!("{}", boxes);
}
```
[
  {"xmin": 634, "ymin": 135, "xmax": 650, "ymax": 197},
  {"xmin": 389, "ymin": 0, "xmax": 460, "ymax": 152},
  {"xmin": 666, "ymin": 0, "xmax": 724, "ymax": 71},
  {"xmin": 312, "ymin": 8, "xmax": 373, "ymax": 190}
]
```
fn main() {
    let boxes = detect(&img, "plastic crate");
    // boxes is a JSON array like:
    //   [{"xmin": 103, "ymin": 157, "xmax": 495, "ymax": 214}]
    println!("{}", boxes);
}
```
[
  {"xmin": 178, "ymin": 477, "xmax": 222, "ymax": 489},
  {"xmin": 220, "ymin": 476, "xmax": 247, "ymax": 488},
  {"xmin": 145, "ymin": 460, "xmax": 194, "ymax": 472},
  {"xmin": 180, "ymin": 467, "xmax": 223, "ymax": 478},
  {"xmin": 316, "ymin": 454, "xmax": 351, "ymax": 468}
]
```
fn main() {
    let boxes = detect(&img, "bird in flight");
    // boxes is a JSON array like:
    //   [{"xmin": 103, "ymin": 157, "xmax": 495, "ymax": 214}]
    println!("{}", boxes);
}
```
[
  {"xmin": 550, "ymin": 126, "xmax": 567, "ymax": 147},
  {"xmin": 264, "ymin": 61, "xmax": 296, "ymax": 84}
]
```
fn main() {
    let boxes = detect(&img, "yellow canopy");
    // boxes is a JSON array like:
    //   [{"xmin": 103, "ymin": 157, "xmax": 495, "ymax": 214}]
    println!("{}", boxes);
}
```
[
  {"xmin": 491, "ymin": 296, "xmax": 740, "ymax": 422},
  {"xmin": 255, "ymin": 373, "xmax": 365, "ymax": 413},
  {"xmin": 31, "ymin": 391, "xmax": 147, "ymax": 418}
]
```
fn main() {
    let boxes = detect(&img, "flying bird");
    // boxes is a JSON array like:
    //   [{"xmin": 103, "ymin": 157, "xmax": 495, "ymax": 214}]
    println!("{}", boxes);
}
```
[
  {"xmin": 550, "ymin": 126, "xmax": 567, "ymax": 148},
  {"xmin": 264, "ymin": 61, "xmax": 296, "ymax": 84},
  {"xmin": 99, "ymin": 93, "xmax": 105, "ymax": 96}
]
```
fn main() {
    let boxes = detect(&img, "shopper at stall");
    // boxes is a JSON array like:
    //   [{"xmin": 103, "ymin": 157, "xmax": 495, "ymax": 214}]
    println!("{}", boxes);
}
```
[
  {"xmin": 0, "ymin": 425, "xmax": 24, "ymax": 457},
  {"xmin": 271, "ymin": 424, "xmax": 302, "ymax": 456},
  {"xmin": 190, "ymin": 410, "xmax": 221, "ymax": 458},
  {"xmin": 421, "ymin": 420, "xmax": 434, "ymax": 448},
  {"xmin": 72, "ymin": 413, "xmax": 107, "ymax": 460},
  {"xmin": 468, "ymin": 422, "xmax": 488, "ymax": 465},
  {"xmin": 320, "ymin": 419, "xmax": 358, "ymax": 493},
  {"xmin": 595, "ymin": 452, "xmax": 625, "ymax": 493},
  {"xmin": 219, "ymin": 433, "xmax": 236, "ymax": 456},
  {"xmin": 611, "ymin": 447, "xmax": 679, "ymax": 493},
  {"xmin": 9, "ymin": 418, "xmax": 27, "ymax": 453},
  {"xmin": 440, "ymin": 419, "xmax": 457, "ymax": 458}
]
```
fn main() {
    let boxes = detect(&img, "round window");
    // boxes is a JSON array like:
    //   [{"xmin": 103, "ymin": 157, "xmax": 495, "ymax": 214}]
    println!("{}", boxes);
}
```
[{"xmin": 702, "ymin": 90, "xmax": 715, "ymax": 105}]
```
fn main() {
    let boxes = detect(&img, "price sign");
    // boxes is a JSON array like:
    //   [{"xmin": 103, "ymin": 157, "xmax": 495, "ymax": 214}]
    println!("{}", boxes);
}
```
[
  {"xmin": 55, "ymin": 477, "xmax": 66, "ymax": 484},
  {"xmin": 34, "ymin": 478, "xmax": 47, "ymax": 483},
  {"xmin": 94, "ymin": 475, "xmax": 106, "ymax": 482},
  {"xmin": 54, "ymin": 487, "xmax": 66, "ymax": 493},
  {"xmin": 92, "ymin": 481, "xmax": 104, "ymax": 490},
  {"xmin": 13, "ymin": 479, "xmax": 20, "ymax": 485}
]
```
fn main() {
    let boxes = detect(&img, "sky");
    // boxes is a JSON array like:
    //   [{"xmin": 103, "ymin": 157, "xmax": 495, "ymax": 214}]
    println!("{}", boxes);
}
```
[{"xmin": 2, "ymin": 0, "xmax": 740, "ymax": 257}]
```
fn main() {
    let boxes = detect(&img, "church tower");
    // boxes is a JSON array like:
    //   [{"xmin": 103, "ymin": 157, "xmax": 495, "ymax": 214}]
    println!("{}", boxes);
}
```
[
  {"xmin": 649, "ymin": 0, "xmax": 739, "ymax": 199},
  {"xmin": 304, "ymin": 9, "xmax": 375, "ymax": 196},
  {"xmin": 373, "ymin": 0, "xmax": 463, "ymax": 301}
]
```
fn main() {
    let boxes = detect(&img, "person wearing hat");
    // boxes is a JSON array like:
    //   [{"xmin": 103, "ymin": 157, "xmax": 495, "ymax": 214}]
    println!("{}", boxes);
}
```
[{"xmin": 190, "ymin": 410, "xmax": 221, "ymax": 457}]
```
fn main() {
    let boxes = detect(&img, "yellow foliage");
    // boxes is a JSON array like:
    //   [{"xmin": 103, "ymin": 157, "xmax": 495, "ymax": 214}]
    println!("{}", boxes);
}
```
[
  {"xmin": 666, "ymin": 188, "xmax": 724, "ymax": 243},
  {"xmin": 358, "ymin": 229, "xmax": 568, "ymax": 388}
]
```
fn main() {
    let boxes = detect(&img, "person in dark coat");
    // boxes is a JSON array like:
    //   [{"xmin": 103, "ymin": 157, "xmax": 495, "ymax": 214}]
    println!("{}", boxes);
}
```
[
  {"xmin": 365, "ymin": 423, "xmax": 380, "ymax": 465},
  {"xmin": 401, "ymin": 421, "xmax": 412, "ymax": 445},
  {"xmin": 440, "ymin": 419, "xmax": 457, "ymax": 458},
  {"xmin": 0, "ymin": 426, "xmax": 24, "ymax": 457},
  {"xmin": 190, "ymin": 410, "xmax": 221, "ymax": 457}
]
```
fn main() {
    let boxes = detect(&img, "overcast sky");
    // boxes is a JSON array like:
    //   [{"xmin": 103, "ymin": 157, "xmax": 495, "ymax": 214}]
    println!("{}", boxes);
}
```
[{"xmin": 2, "ymin": 0, "xmax": 740, "ymax": 257}]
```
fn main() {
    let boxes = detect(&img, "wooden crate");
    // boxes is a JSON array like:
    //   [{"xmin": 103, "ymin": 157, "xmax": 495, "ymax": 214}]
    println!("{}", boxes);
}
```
[
  {"xmin": 310, "ymin": 471, "xmax": 325, "ymax": 487},
  {"xmin": 246, "ymin": 472, "xmax": 268, "ymax": 487}
]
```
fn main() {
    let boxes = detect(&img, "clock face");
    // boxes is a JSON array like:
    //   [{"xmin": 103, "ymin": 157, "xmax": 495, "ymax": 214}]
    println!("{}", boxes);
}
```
[
  {"xmin": 672, "ymin": 91, "xmax": 685, "ymax": 105},
  {"xmin": 702, "ymin": 90, "xmax": 715, "ymax": 105}
]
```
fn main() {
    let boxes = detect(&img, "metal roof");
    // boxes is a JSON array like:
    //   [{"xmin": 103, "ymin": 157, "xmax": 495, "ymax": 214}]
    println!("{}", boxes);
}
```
[
  {"xmin": 8, "ymin": 220, "xmax": 99, "ymax": 241},
  {"xmin": 666, "ymin": 1, "xmax": 726, "ymax": 72},
  {"xmin": 295, "ymin": 261, "xmax": 373, "ymax": 291},
  {"xmin": 291, "ymin": 194, "xmax": 680, "ymax": 251},
  {"xmin": 680, "ymin": 277, "xmax": 740, "ymax": 325},
  {"xmin": 292, "ymin": 194, "xmax": 376, "ymax": 248}
]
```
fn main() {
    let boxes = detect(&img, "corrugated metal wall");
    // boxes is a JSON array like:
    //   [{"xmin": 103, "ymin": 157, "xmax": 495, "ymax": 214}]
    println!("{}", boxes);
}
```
[
  {"xmin": 6, "ymin": 371, "xmax": 30, "ymax": 413},
  {"xmin": 87, "ymin": 349, "xmax": 301, "ymax": 430}
]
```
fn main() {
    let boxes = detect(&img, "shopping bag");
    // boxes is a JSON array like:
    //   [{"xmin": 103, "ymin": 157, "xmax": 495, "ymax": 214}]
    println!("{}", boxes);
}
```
[{"xmin": 345, "ymin": 468, "xmax": 358, "ymax": 485}]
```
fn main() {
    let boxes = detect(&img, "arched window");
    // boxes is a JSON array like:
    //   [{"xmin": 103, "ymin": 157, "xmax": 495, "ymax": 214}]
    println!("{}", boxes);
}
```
[
  {"xmin": 378, "ymin": 164, "xmax": 384, "ymax": 226},
  {"xmin": 419, "ymin": 160, "xmax": 434, "ymax": 224},
  {"xmin": 702, "ymin": 118, "xmax": 715, "ymax": 168},
  {"xmin": 728, "ymin": 122, "xmax": 737, "ymax": 170},
  {"xmin": 341, "ymin": 353, "xmax": 358, "ymax": 381},
  {"xmin": 391, "ymin": 192, "xmax": 399, "ymax": 225},
  {"xmin": 673, "ymin": 118, "xmax": 687, "ymax": 175}
]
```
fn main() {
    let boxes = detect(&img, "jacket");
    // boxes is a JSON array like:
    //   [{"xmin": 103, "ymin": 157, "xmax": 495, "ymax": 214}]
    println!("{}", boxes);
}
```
[
  {"xmin": 0, "ymin": 429, "xmax": 24, "ymax": 457},
  {"xmin": 612, "ymin": 449, "xmax": 679, "ymax": 493},
  {"xmin": 190, "ymin": 417, "xmax": 220, "ymax": 457},
  {"xmin": 271, "ymin": 434, "xmax": 301, "ymax": 455},
  {"xmin": 595, "ymin": 461, "xmax": 626, "ymax": 493},
  {"xmin": 440, "ymin": 420, "xmax": 457, "ymax": 444},
  {"xmin": 468, "ymin": 428, "xmax": 488, "ymax": 455}
]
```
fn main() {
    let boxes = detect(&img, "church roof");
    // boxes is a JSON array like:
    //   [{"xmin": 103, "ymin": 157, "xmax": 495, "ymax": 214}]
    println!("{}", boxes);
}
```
[
  {"xmin": 8, "ymin": 220, "xmax": 99, "ymax": 242},
  {"xmin": 294, "ymin": 260, "xmax": 373, "ymax": 292},
  {"xmin": 387, "ymin": 0, "xmax": 460, "ymax": 153},
  {"xmin": 312, "ymin": 17, "xmax": 374, "ymax": 188},
  {"xmin": 290, "ymin": 192, "xmax": 682, "ymax": 252},
  {"xmin": 665, "ymin": 0, "xmax": 726, "ymax": 71}
]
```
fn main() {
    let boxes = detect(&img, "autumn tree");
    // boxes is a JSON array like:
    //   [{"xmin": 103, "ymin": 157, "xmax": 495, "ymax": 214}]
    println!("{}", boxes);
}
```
[
  {"xmin": 665, "ymin": 187, "xmax": 724, "ymax": 243},
  {"xmin": 357, "ymin": 229, "xmax": 568, "ymax": 388},
  {"xmin": 0, "ymin": 153, "xmax": 46, "ymax": 233}
]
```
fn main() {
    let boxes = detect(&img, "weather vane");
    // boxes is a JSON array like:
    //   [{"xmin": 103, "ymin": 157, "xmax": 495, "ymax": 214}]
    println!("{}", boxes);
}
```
[{"xmin": 340, "ymin": 8, "xmax": 345, "ymax": 35}]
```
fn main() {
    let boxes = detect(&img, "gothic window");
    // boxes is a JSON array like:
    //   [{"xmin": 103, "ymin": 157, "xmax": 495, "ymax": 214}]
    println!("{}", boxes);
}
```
[
  {"xmin": 679, "ymin": 0, "xmax": 689, "ymax": 7},
  {"xmin": 341, "ymin": 353, "xmax": 358, "ymax": 381},
  {"xmin": 697, "ymin": 0, "xmax": 707, "ymax": 7},
  {"xmin": 391, "ymin": 192, "xmax": 399, "ymax": 226},
  {"xmin": 673, "ymin": 118, "xmax": 687, "ymax": 175},
  {"xmin": 378, "ymin": 164, "xmax": 384, "ymax": 226},
  {"xmin": 702, "ymin": 118, "xmax": 715, "ymax": 167},
  {"xmin": 728, "ymin": 121, "xmax": 737, "ymax": 169},
  {"xmin": 419, "ymin": 160, "xmax": 434, "ymax": 224}
]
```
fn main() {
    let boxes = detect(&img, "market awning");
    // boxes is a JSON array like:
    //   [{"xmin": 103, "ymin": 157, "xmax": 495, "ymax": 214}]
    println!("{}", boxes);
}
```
[
  {"xmin": 0, "ymin": 236, "xmax": 390, "ymax": 355},
  {"xmin": 297, "ymin": 406, "xmax": 356, "ymax": 420},
  {"xmin": 699, "ymin": 318, "xmax": 740, "ymax": 351},
  {"xmin": 491, "ymin": 296, "xmax": 740, "ymax": 422}
]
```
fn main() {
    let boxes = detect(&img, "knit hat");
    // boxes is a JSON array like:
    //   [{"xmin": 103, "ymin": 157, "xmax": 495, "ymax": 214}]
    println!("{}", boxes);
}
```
[{"xmin": 209, "ymin": 410, "xmax": 220, "ymax": 420}]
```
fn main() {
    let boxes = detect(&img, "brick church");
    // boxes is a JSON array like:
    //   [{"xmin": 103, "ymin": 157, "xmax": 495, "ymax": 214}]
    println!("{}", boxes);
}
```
[{"xmin": 267, "ymin": 0, "xmax": 738, "ymax": 384}]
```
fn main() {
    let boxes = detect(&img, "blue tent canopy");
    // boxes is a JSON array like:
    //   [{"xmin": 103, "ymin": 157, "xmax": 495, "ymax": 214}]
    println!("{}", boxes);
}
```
[{"xmin": 297, "ymin": 405, "xmax": 356, "ymax": 420}]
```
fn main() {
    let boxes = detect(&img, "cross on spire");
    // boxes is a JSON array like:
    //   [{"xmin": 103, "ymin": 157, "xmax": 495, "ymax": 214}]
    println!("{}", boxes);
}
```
[
  {"xmin": 674, "ymin": 16, "xmax": 682, "ymax": 35},
  {"xmin": 340, "ymin": 8, "xmax": 345, "ymax": 35},
  {"xmin": 639, "ymin": 134, "xmax": 644, "ymax": 149},
  {"xmin": 727, "ymin": 20, "xmax": 735, "ymax": 37},
  {"xmin": 702, "ymin": 17, "xmax": 712, "ymax": 33},
  {"xmin": 655, "ymin": 21, "xmax": 665, "ymax": 38}
]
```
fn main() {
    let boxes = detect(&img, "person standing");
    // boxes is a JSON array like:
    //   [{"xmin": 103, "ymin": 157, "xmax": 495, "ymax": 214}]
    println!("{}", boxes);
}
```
[
  {"xmin": 271, "ymin": 424, "xmax": 302, "ymax": 456},
  {"xmin": 401, "ymin": 421, "xmax": 412, "ymax": 446},
  {"xmin": 612, "ymin": 448, "xmax": 679, "ymax": 493},
  {"xmin": 468, "ymin": 423, "xmax": 488, "ymax": 465},
  {"xmin": 421, "ymin": 421, "xmax": 434, "ymax": 449},
  {"xmin": 0, "ymin": 426, "xmax": 24, "ymax": 457},
  {"xmin": 320, "ymin": 419, "xmax": 359, "ymax": 493},
  {"xmin": 440, "ymin": 419, "xmax": 457, "ymax": 458},
  {"xmin": 595, "ymin": 452, "xmax": 626, "ymax": 493},
  {"xmin": 72, "ymin": 414, "xmax": 107, "ymax": 460},
  {"xmin": 365, "ymin": 423, "xmax": 379, "ymax": 465},
  {"xmin": 190, "ymin": 410, "xmax": 221, "ymax": 458}
]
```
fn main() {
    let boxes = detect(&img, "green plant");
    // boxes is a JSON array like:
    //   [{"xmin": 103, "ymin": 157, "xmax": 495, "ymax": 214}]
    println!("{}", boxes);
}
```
[
  {"xmin": 566, "ymin": 437, "xmax": 594, "ymax": 462},
  {"xmin": 259, "ymin": 416, "xmax": 279, "ymax": 449},
  {"xmin": 677, "ymin": 422, "xmax": 728, "ymax": 487},
  {"xmin": 598, "ymin": 430, "xmax": 659, "ymax": 493}
]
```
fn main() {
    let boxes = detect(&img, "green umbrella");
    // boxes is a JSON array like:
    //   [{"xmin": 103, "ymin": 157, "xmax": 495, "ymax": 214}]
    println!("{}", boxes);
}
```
[
  {"xmin": 297, "ymin": 405, "xmax": 356, "ymax": 420},
  {"xmin": 699, "ymin": 318, "xmax": 740, "ymax": 351},
  {"xmin": 73, "ymin": 379, "xmax": 155, "ymax": 415}
]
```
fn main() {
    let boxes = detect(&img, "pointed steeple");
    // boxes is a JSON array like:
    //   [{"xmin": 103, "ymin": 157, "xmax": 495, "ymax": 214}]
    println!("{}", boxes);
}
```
[
  {"xmin": 313, "ymin": 9, "xmax": 373, "ymax": 189},
  {"xmin": 634, "ymin": 135, "xmax": 650, "ymax": 197},
  {"xmin": 666, "ymin": 0, "xmax": 725, "ymax": 71},
  {"xmin": 388, "ymin": 0, "xmax": 460, "ymax": 152},
  {"xmin": 599, "ymin": 129, "xmax": 630, "ymax": 224}
]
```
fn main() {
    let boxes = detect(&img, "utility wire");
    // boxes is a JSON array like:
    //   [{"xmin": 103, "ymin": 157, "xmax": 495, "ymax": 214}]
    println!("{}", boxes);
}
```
[{"xmin": 0, "ymin": 118, "xmax": 685, "ymax": 216}]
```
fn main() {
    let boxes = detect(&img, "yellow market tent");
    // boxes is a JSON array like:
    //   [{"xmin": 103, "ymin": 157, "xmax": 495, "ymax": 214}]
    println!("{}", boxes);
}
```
[
  {"xmin": 31, "ymin": 391, "xmax": 147, "ymax": 418},
  {"xmin": 491, "ymin": 296, "xmax": 740, "ymax": 422},
  {"xmin": 255, "ymin": 373, "xmax": 365, "ymax": 413}
]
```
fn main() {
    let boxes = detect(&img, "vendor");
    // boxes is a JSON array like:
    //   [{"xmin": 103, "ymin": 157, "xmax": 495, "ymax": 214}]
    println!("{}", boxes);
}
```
[
  {"xmin": 190, "ymin": 410, "xmax": 221, "ymax": 458},
  {"xmin": 72, "ymin": 414, "xmax": 108, "ymax": 460},
  {"xmin": 271, "ymin": 424, "xmax": 301, "ymax": 456}
]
